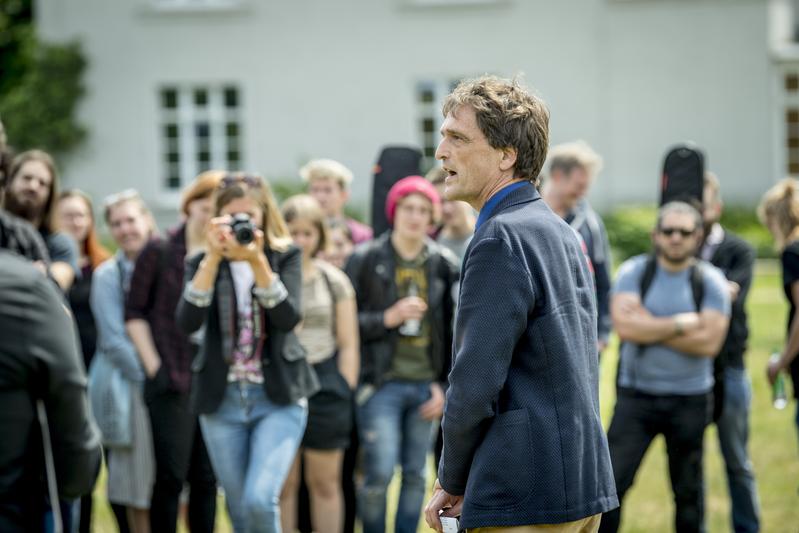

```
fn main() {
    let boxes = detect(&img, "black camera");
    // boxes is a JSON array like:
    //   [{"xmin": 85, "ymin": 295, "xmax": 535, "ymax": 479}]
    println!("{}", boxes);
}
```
[{"xmin": 229, "ymin": 213, "xmax": 256, "ymax": 244}]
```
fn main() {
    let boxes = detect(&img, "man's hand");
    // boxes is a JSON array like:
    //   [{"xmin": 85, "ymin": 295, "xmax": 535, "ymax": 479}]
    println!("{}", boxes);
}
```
[
  {"xmin": 727, "ymin": 280, "xmax": 741, "ymax": 302},
  {"xmin": 383, "ymin": 297, "xmax": 428, "ymax": 329},
  {"xmin": 424, "ymin": 479, "xmax": 463, "ymax": 532},
  {"xmin": 419, "ymin": 382, "xmax": 445, "ymax": 421},
  {"xmin": 767, "ymin": 356, "xmax": 783, "ymax": 386}
]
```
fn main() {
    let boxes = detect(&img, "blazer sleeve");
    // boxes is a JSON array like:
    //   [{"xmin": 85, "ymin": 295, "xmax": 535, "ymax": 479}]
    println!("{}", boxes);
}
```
[
  {"xmin": 31, "ymin": 274, "xmax": 102, "ymax": 498},
  {"xmin": 438, "ymin": 237, "xmax": 534, "ymax": 496},
  {"xmin": 261, "ymin": 246, "xmax": 303, "ymax": 331},
  {"xmin": 175, "ymin": 252, "xmax": 207, "ymax": 334}
]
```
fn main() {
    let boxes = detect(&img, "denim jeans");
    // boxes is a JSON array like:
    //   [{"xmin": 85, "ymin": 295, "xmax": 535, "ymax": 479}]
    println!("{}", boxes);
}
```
[
  {"xmin": 200, "ymin": 382, "xmax": 307, "ymax": 533},
  {"xmin": 716, "ymin": 367, "xmax": 760, "ymax": 533},
  {"xmin": 600, "ymin": 389, "xmax": 711, "ymax": 533},
  {"xmin": 358, "ymin": 380, "xmax": 435, "ymax": 533}
]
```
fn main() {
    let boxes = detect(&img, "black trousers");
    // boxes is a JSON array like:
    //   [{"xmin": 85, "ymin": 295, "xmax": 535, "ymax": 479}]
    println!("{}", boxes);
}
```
[
  {"xmin": 599, "ymin": 389, "xmax": 712, "ymax": 533},
  {"xmin": 146, "ymin": 389, "xmax": 217, "ymax": 533}
]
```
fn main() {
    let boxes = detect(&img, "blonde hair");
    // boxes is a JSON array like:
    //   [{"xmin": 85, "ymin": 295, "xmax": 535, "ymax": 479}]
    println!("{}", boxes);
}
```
[
  {"xmin": 281, "ymin": 194, "xmax": 330, "ymax": 256},
  {"xmin": 704, "ymin": 171, "xmax": 721, "ymax": 205},
  {"xmin": 425, "ymin": 166, "xmax": 448, "ymax": 186},
  {"xmin": 102, "ymin": 188, "xmax": 158, "ymax": 236},
  {"xmin": 758, "ymin": 178, "xmax": 799, "ymax": 250},
  {"xmin": 299, "ymin": 159, "xmax": 354, "ymax": 190},
  {"xmin": 546, "ymin": 140, "xmax": 603, "ymax": 180},
  {"xmin": 213, "ymin": 173, "xmax": 292, "ymax": 252}
]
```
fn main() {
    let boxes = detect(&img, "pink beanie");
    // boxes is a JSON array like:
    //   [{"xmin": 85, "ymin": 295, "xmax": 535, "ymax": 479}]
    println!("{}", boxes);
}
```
[{"xmin": 385, "ymin": 175, "xmax": 441, "ymax": 226}]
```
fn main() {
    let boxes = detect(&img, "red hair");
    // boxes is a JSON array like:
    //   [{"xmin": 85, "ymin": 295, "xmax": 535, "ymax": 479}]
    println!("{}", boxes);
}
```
[{"xmin": 58, "ymin": 190, "xmax": 111, "ymax": 270}]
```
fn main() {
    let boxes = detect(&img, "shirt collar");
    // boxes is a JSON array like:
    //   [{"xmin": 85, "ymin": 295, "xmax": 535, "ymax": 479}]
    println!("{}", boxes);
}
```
[{"xmin": 475, "ymin": 181, "xmax": 528, "ymax": 231}]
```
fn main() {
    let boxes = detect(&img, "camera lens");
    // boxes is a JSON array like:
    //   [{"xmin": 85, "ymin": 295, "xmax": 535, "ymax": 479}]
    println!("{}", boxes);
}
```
[{"xmin": 230, "ymin": 214, "xmax": 255, "ymax": 244}]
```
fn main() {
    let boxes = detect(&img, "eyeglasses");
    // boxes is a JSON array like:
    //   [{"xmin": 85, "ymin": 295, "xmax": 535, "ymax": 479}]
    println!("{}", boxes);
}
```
[
  {"xmin": 220, "ymin": 173, "xmax": 263, "ymax": 190},
  {"xmin": 658, "ymin": 227, "xmax": 696, "ymax": 238}
]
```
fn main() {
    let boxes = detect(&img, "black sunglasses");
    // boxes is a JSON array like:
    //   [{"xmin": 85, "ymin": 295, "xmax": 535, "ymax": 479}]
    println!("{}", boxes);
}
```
[
  {"xmin": 220, "ymin": 173, "xmax": 263, "ymax": 190},
  {"xmin": 658, "ymin": 227, "xmax": 696, "ymax": 238}
]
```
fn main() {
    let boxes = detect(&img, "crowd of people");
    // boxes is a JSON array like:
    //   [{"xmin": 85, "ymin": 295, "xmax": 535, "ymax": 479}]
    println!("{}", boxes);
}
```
[{"xmin": 0, "ymin": 75, "xmax": 798, "ymax": 533}]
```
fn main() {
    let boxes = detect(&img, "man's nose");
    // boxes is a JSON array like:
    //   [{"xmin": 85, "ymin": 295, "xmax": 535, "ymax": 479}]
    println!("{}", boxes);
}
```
[{"xmin": 435, "ymin": 139, "xmax": 447, "ymax": 161}]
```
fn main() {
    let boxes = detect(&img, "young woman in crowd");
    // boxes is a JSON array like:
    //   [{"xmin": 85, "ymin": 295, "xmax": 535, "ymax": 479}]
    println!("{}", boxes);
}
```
[
  {"xmin": 760, "ymin": 178, "xmax": 799, "ymax": 440},
  {"xmin": 56, "ymin": 190, "xmax": 111, "ymax": 533},
  {"xmin": 90, "ymin": 190, "xmax": 157, "ymax": 533},
  {"xmin": 278, "ymin": 195, "xmax": 359, "ymax": 533},
  {"xmin": 176, "ymin": 174, "xmax": 318, "ymax": 533},
  {"xmin": 125, "ymin": 171, "xmax": 222, "ymax": 533}
]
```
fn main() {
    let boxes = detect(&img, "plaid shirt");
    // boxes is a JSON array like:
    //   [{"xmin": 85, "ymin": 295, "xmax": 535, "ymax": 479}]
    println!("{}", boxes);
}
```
[{"xmin": 125, "ymin": 224, "xmax": 193, "ymax": 393}]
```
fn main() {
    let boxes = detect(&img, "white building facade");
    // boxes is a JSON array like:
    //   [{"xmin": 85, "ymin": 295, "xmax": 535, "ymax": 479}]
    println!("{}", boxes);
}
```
[{"xmin": 35, "ymin": 0, "xmax": 786, "ymax": 223}]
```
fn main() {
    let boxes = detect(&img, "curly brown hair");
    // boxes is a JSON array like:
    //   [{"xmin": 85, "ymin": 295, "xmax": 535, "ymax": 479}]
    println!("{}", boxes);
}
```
[{"xmin": 442, "ymin": 75, "xmax": 550, "ymax": 186}]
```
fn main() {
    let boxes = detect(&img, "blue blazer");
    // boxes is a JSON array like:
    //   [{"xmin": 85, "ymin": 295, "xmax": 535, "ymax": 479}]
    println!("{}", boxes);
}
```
[{"xmin": 438, "ymin": 183, "xmax": 618, "ymax": 528}]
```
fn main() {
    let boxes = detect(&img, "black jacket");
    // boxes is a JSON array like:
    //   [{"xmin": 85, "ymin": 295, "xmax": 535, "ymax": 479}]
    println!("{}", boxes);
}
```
[
  {"xmin": 0, "ymin": 251, "xmax": 102, "ymax": 532},
  {"xmin": 344, "ymin": 232, "xmax": 459, "ymax": 387},
  {"xmin": 176, "ymin": 245, "xmax": 319, "ymax": 413},
  {"xmin": 708, "ymin": 229, "xmax": 755, "ymax": 369}
]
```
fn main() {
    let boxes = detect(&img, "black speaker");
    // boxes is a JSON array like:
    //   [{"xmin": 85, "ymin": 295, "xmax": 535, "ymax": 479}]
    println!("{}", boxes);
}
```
[
  {"xmin": 370, "ymin": 146, "xmax": 423, "ymax": 237},
  {"xmin": 660, "ymin": 144, "xmax": 705, "ymax": 210}
]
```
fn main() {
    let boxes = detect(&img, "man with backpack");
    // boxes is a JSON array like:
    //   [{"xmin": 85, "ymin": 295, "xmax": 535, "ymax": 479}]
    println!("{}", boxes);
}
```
[
  {"xmin": 600, "ymin": 201, "xmax": 730, "ymax": 533},
  {"xmin": 701, "ymin": 172, "xmax": 760, "ymax": 533}
]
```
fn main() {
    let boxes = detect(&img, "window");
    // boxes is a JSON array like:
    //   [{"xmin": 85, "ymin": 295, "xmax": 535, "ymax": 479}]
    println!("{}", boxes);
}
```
[
  {"xmin": 416, "ymin": 78, "xmax": 462, "ymax": 170},
  {"xmin": 159, "ymin": 84, "xmax": 243, "ymax": 190},
  {"xmin": 785, "ymin": 68, "xmax": 799, "ymax": 176}
]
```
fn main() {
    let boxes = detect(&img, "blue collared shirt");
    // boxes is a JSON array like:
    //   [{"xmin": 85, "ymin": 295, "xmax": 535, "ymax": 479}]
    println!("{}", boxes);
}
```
[{"xmin": 475, "ymin": 181, "xmax": 529, "ymax": 231}]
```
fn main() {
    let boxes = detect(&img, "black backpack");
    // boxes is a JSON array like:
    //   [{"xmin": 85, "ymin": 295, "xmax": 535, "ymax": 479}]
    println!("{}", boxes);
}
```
[
  {"xmin": 660, "ymin": 144, "xmax": 705, "ymax": 209},
  {"xmin": 370, "ymin": 146, "xmax": 422, "ymax": 238}
]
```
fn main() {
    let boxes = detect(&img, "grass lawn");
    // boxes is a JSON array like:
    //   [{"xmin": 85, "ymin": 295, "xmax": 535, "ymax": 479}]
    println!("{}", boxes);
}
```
[{"xmin": 91, "ymin": 261, "xmax": 797, "ymax": 532}]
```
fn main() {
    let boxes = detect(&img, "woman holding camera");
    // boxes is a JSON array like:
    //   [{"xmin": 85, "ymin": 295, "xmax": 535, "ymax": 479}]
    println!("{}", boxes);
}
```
[{"xmin": 176, "ymin": 174, "xmax": 318, "ymax": 533}]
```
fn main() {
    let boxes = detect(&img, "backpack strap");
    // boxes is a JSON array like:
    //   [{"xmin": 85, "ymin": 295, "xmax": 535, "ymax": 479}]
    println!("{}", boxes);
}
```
[
  {"xmin": 689, "ymin": 262, "xmax": 705, "ymax": 312},
  {"xmin": 638, "ymin": 254, "xmax": 658, "ymax": 303},
  {"xmin": 317, "ymin": 261, "xmax": 339, "ymax": 337}
]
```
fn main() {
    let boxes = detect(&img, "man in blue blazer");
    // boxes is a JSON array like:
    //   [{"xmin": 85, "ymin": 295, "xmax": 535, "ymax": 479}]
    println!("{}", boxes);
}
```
[{"xmin": 424, "ymin": 76, "xmax": 618, "ymax": 532}]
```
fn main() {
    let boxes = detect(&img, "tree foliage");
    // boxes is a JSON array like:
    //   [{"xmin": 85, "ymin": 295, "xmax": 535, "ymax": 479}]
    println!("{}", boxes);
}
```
[
  {"xmin": 0, "ymin": 0, "xmax": 88, "ymax": 157},
  {"xmin": 0, "ymin": 40, "xmax": 87, "ymax": 156}
]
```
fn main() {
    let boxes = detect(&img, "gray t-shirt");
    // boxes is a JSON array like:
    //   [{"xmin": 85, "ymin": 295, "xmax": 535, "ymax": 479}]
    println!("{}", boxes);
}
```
[
  {"xmin": 613, "ymin": 254, "xmax": 730, "ymax": 395},
  {"xmin": 44, "ymin": 231, "xmax": 79, "ymax": 274}
]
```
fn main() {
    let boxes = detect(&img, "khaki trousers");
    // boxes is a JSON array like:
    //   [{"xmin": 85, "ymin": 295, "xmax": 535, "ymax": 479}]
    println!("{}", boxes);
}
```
[{"xmin": 470, "ymin": 513, "xmax": 601, "ymax": 533}]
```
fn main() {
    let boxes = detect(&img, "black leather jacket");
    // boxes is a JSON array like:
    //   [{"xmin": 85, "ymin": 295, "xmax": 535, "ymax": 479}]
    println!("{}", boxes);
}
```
[{"xmin": 345, "ymin": 232, "xmax": 459, "ymax": 387}]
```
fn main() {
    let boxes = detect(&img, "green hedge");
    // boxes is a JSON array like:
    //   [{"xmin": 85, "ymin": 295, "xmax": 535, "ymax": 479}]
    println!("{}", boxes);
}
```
[{"xmin": 603, "ymin": 205, "xmax": 775, "ymax": 262}]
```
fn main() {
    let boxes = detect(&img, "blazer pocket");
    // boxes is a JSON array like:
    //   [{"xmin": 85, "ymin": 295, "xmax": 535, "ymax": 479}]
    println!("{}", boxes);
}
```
[{"xmin": 467, "ymin": 408, "xmax": 533, "ymax": 509}]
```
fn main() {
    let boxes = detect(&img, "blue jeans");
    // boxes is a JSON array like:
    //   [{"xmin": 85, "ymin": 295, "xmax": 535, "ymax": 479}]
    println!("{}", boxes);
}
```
[
  {"xmin": 200, "ymin": 382, "xmax": 307, "ymax": 533},
  {"xmin": 716, "ymin": 367, "xmax": 760, "ymax": 533},
  {"xmin": 358, "ymin": 381, "xmax": 434, "ymax": 533}
]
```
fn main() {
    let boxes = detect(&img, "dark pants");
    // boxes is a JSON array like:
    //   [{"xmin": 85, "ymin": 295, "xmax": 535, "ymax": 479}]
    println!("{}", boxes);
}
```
[
  {"xmin": 147, "ymin": 390, "xmax": 217, "ymax": 533},
  {"xmin": 599, "ymin": 389, "xmax": 712, "ymax": 533}
]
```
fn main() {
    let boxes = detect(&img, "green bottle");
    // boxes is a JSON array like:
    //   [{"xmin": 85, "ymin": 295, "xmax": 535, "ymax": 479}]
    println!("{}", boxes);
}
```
[{"xmin": 771, "ymin": 352, "xmax": 788, "ymax": 410}]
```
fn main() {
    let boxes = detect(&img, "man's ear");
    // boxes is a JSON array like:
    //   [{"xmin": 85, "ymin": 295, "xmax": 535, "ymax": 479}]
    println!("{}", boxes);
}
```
[{"xmin": 499, "ymin": 147, "xmax": 517, "ymax": 173}]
